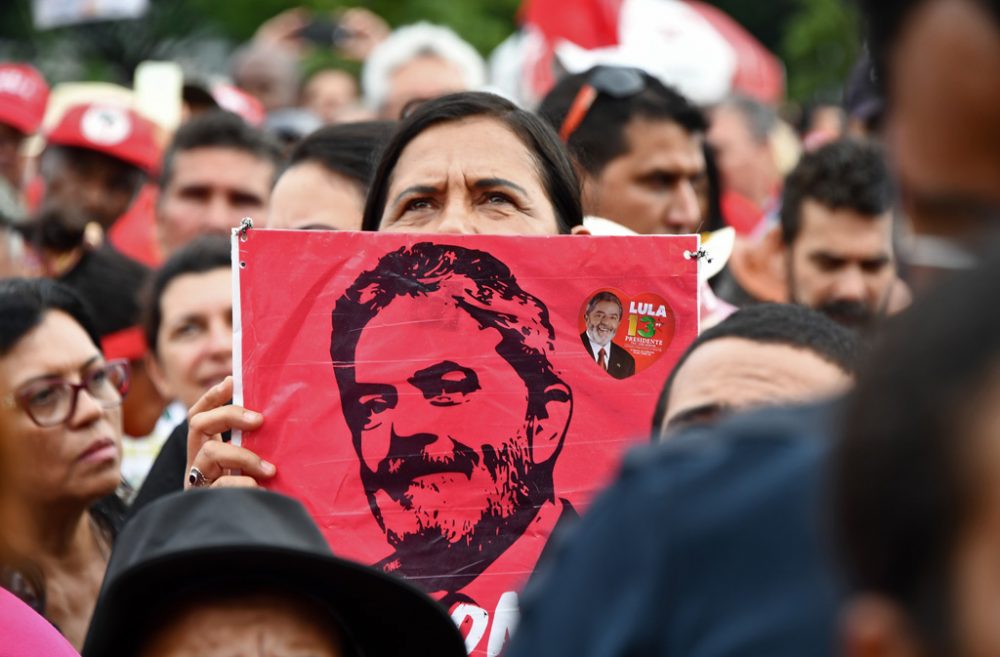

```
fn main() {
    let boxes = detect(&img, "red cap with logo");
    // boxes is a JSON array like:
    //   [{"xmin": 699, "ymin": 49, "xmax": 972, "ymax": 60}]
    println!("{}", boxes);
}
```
[
  {"xmin": 0, "ymin": 63, "xmax": 50, "ymax": 135},
  {"xmin": 46, "ymin": 103, "xmax": 160, "ymax": 174}
]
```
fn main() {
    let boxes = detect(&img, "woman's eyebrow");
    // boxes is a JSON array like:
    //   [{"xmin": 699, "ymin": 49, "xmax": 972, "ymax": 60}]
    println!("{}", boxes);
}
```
[
  {"xmin": 471, "ymin": 178, "xmax": 529, "ymax": 196},
  {"xmin": 391, "ymin": 184, "xmax": 439, "ymax": 207}
]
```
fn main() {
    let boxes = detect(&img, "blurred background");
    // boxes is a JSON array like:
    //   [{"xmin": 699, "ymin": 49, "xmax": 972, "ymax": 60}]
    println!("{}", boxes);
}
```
[{"xmin": 0, "ymin": 0, "xmax": 859, "ymax": 112}]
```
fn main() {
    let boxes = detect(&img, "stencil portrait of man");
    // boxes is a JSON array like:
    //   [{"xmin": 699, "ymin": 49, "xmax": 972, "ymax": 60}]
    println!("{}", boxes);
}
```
[{"xmin": 330, "ymin": 242, "xmax": 576, "ymax": 605}]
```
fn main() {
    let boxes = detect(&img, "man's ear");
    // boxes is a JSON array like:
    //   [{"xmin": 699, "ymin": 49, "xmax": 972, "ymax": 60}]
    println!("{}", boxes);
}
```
[
  {"xmin": 842, "ymin": 595, "xmax": 927, "ymax": 657},
  {"xmin": 144, "ymin": 351, "xmax": 174, "ymax": 400},
  {"xmin": 530, "ymin": 382, "xmax": 572, "ymax": 467}
]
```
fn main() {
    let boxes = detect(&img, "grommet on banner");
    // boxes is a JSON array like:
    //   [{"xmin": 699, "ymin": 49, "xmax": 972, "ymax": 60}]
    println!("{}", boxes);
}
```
[
  {"xmin": 239, "ymin": 217, "xmax": 254, "ymax": 242},
  {"xmin": 683, "ymin": 248, "xmax": 712, "ymax": 263}
]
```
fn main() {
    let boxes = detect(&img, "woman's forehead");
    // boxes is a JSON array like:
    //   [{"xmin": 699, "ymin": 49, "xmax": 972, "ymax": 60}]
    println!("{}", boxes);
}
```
[{"xmin": 390, "ymin": 117, "xmax": 543, "ymax": 189}]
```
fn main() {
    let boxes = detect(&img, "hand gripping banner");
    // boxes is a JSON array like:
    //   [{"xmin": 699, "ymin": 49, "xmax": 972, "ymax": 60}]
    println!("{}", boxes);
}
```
[{"xmin": 233, "ymin": 229, "xmax": 699, "ymax": 655}]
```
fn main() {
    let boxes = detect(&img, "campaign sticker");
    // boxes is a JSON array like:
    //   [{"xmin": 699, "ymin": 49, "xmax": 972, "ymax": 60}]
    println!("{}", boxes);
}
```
[{"xmin": 578, "ymin": 288, "xmax": 675, "ymax": 379}]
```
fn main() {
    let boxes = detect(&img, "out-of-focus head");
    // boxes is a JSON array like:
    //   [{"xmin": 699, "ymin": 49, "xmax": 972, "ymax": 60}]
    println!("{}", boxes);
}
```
[
  {"xmin": 302, "ymin": 68, "xmax": 359, "ymax": 124},
  {"xmin": 0, "ymin": 63, "xmax": 49, "ymax": 188},
  {"xmin": 156, "ymin": 111, "xmax": 282, "ymax": 258},
  {"xmin": 780, "ymin": 138, "xmax": 897, "ymax": 330},
  {"xmin": 860, "ymin": 0, "xmax": 1000, "ymax": 241},
  {"xmin": 42, "ymin": 104, "xmax": 159, "ymax": 230},
  {"xmin": 143, "ymin": 235, "xmax": 231, "ymax": 410},
  {"xmin": 82, "ymin": 488, "xmax": 467, "ymax": 657},
  {"xmin": 653, "ymin": 303, "xmax": 858, "ymax": 438},
  {"xmin": 834, "ymin": 248, "xmax": 1000, "ymax": 657},
  {"xmin": 268, "ymin": 121, "xmax": 394, "ymax": 232},
  {"xmin": 230, "ymin": 44, "xmax": 301, "ymax": 113},
  {"xmin": 0, "ymin": 278, "xmax": 125, "ymax": 508},
  {"xmin": 362, "ymin": 22, "xmax": 486, "ymax": 120},
  {"xmin": 708, "ymin": 95, "xmax": 781, "ymax": 207},
  {"xmin": 363, "ymin": 91, "xmax": 582, "ymax": 235},
  {"xmin": 538, "ymin": 66, "xmax": 708, "ymax": 235}
]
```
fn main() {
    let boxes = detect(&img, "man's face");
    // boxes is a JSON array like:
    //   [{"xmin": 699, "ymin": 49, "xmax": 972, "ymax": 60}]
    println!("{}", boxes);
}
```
[
  {"xmin": 788, "ymin": 199, "xmax": 896, "ymax": 329},
  {"xmin": 157, "ymin": 147, "xmax": 274, "ymax": 258},
  {"xmin": 0, "ymin": 122, "xmax": 25, "ymax": 188},
  {"xmin": 381, "ymin": 55, "xmax": 467, "ymax": 120},
  {"xmin": 585, "ymin": 300, "xmax": 622, "ymax": 347},
  {"xmin": 303, "ymin": 70, "xmax": 358, "ymax": 124},
  {"xmin": 44, "ymin": 148, "xmax": 143, "ymax": 229},
  {"xmin": 588, "ymin": 117, "xmax": 706, "ymax": 235},
  {"xmin": 344, "ymin": 290, "xmax": 538, "ymax": 553},
  {"xmin": 888, "ymin": 0, "xmax": 1000, "ymax": 240},
  {"xmin": 661, "ymin": 338, "xmax": 852, "ymax": 438},
  {"xmin": 708, "ymin": 106, "xmax": 775, "ymax": 206}
]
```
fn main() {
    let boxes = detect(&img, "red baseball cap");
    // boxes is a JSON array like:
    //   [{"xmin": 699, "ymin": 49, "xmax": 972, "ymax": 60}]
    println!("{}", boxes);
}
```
[
  {"xmin": 46, "ymin": 103, "xmax": 160, "ymax": 174},
  {"xmin": 0, "ymin": 63, "xmax": 49, "ymax": 135}
]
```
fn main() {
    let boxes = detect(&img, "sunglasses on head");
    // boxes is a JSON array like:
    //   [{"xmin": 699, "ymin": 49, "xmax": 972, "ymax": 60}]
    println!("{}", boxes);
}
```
[{"xmin": 558, "ymin": 66, "xmax": 648, "ymax": 142}]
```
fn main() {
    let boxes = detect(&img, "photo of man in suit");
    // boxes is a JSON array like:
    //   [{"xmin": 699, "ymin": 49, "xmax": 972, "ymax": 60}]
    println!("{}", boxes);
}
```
[{"xmin": 581, "ymin": 291, "xmax": 636, "ymax": 380}]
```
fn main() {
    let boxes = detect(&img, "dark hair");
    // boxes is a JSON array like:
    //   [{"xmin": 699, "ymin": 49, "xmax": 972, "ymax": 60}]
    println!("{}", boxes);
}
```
[
  {"xmin": 143, "ymin": 235, "xmax": 231, "ymax": 356},
  {"xmin": 330, "ymin": 242, "xmax": 570, "ymax": 458},
  {"xmin": 284, "ymin": 121, "xmax": 395, "ymax": 193},
  {"xmin": 859, "ymin": 0, "xmax": 1000, "ymax": 92},
  {"xmin": 0, "ymin": 277, "xmax": 101, "ymax": 356},
  {"xmin": 702, "ymin": 142, "xmax": 726, "ymax": 233},
  {"xmin": 779, "ymin": 138, "xmax": 894, "ymax": 245},
  {"xmin": 651, "ymin": 303, "xmax": 861, "ymax": 433},
  {"xmin": 538, "ymin": 67, "xmax": 707, "ymax": 176},
  {"xmin": 160, "ymin": 111, "xmax": 284, "ymax": 190},
  {"xmin": 585, "ymin": 291, "xmax": 623, "ymax": 317},
  {"xmin": 832, "ymin": 248, "xmax": 1000, "ymax": 653},
  {"xmin": 362, "ymin": 92, "xmax": 582, "ymax": 233}
]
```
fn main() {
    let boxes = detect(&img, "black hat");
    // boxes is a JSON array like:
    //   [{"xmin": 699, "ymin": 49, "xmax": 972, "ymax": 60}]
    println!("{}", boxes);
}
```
[{"xmin": 82, "ymin": 488, "xmax": 466, "ymax": 657}]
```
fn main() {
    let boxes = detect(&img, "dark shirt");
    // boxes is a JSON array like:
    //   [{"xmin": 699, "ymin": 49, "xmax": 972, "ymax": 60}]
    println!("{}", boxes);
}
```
[
  {"xmin": 129, "ymin": 420, "xmax": 188, "ymax": 518},
  {"xmin": 506, "ymin": 402, "xmax": 843, "ymax": 657}
]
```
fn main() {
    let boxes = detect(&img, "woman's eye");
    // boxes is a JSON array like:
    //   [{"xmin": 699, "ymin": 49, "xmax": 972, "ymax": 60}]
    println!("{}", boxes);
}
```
[
  {"xmin": 403, "ymin": 198, "xmax": 433, "ymax": 212},
  {"xmin": 29, "ymin": 385, "xmax": 61, "ymax": 408},
  {"xmin": 484, "ymin": 192, "xmax": 514, "ymax": 205}
]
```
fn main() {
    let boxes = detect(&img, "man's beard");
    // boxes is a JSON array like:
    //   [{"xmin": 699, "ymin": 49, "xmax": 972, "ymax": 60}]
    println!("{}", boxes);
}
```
[
  {"xmin": 360, "ymin": 426, "xmax": 545, "ymax": 583},
  {"xmin": 587, "ymin": 323, "xmax": 615, "ymax": 346},
  {"xmin": 816, "ymin": 299, "xmax": 876, "ymax": 330}
]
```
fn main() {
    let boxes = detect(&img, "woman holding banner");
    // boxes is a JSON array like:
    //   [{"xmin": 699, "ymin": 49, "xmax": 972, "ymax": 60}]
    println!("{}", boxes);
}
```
[{"xmin": 0, "ymin": 277, "xmax": 130, "ymax": 650}]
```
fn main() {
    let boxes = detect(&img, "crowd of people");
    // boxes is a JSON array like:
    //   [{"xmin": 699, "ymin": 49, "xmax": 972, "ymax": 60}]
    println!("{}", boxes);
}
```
[{"xmin": 1, "ymin": 0, "xmax": 999, "ymax": 655}]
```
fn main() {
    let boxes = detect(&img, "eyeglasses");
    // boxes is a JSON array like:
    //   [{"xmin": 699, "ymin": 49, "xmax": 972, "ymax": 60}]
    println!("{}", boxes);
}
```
[
  {"xmin": 558, "ymin": 66, "xmax": 648, "ymax": 142},
  {"xmin": 2, "ymin": 359, "xmax": 130, "ymax": 428}
]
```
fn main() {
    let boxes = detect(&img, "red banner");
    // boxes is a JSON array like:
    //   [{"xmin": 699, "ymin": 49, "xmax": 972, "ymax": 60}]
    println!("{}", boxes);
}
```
[{"xmin": 235, "ymin": 230, "xmax": 699, "ymax": 654}]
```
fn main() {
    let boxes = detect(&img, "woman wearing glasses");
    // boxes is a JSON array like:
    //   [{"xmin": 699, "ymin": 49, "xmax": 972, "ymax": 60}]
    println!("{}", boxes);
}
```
[{"xmin": 0, "ymin": 277, "xmax": 129, "ymax": 650}]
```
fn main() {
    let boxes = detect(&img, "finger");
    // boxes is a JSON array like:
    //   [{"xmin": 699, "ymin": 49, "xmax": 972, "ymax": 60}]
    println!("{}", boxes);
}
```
[
  {"xmin": 190, "ymin": 441, "xmax": 276, "ymax": 483},
  {"xmin": 187, "ymin": 376, "xmax": 233, "ymax": 420},
  {"xmin": 190, "ymin": 405, "xmax": 263, "ymax": 442},
  {"xmin": 210, "ymin": 475, "xmax": 262, "ymax": 489},
  {"xmin": 187, "ymin": 404, "xmax": 263, "ymax": 470}
]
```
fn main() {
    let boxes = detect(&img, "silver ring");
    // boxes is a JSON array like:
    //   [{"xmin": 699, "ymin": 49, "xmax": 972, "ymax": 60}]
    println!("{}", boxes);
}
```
[{"xmin": 187, "ymin": 466, "xmax": 210, "ymax": 488}]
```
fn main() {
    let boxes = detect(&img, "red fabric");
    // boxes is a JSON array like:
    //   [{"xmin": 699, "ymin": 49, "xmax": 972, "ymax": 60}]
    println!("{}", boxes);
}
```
[
  {"xmin": 0, "ymin": 63, "xmax": 49, "ymax": 135},
  {"xmin": 237, "ymin": 231, "xmax": 699, "ymax": 656},
  {"xmin": 685, "ymin": 1, "xmax": 785, "ymax": 103},
  {"xmin": 107, "ymin": 183, "xmax": 162, "ymax": 267},
  {"xmin": 101, "ymin": 325, "xmax": 147, "ymax": 361},
  {"xmin": 520, "ymin": 0, "xmax": 624, "ymax": 100},
  {"xmin": 0, "ymin": 588, "xmax": 80, "ymax": 657},
  {"xmin": 721, "ymin": 190, "xmax": 765, "ymax": 236}
]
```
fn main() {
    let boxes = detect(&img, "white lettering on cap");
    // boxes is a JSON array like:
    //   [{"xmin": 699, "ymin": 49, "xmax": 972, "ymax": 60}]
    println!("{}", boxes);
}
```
[
  {"xmin": 80, "ymin": 106, "xmax": 132, "ymax": 146},
  {"xmin": 0, "ymin": 70, "xmax": 36, "ymax": 100}
]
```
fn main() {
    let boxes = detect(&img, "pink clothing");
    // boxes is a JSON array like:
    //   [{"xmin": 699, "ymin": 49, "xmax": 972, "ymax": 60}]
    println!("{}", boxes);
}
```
[{"xmin": 0, "ymin": 587, "xmax": 80, "ymax": 657}]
